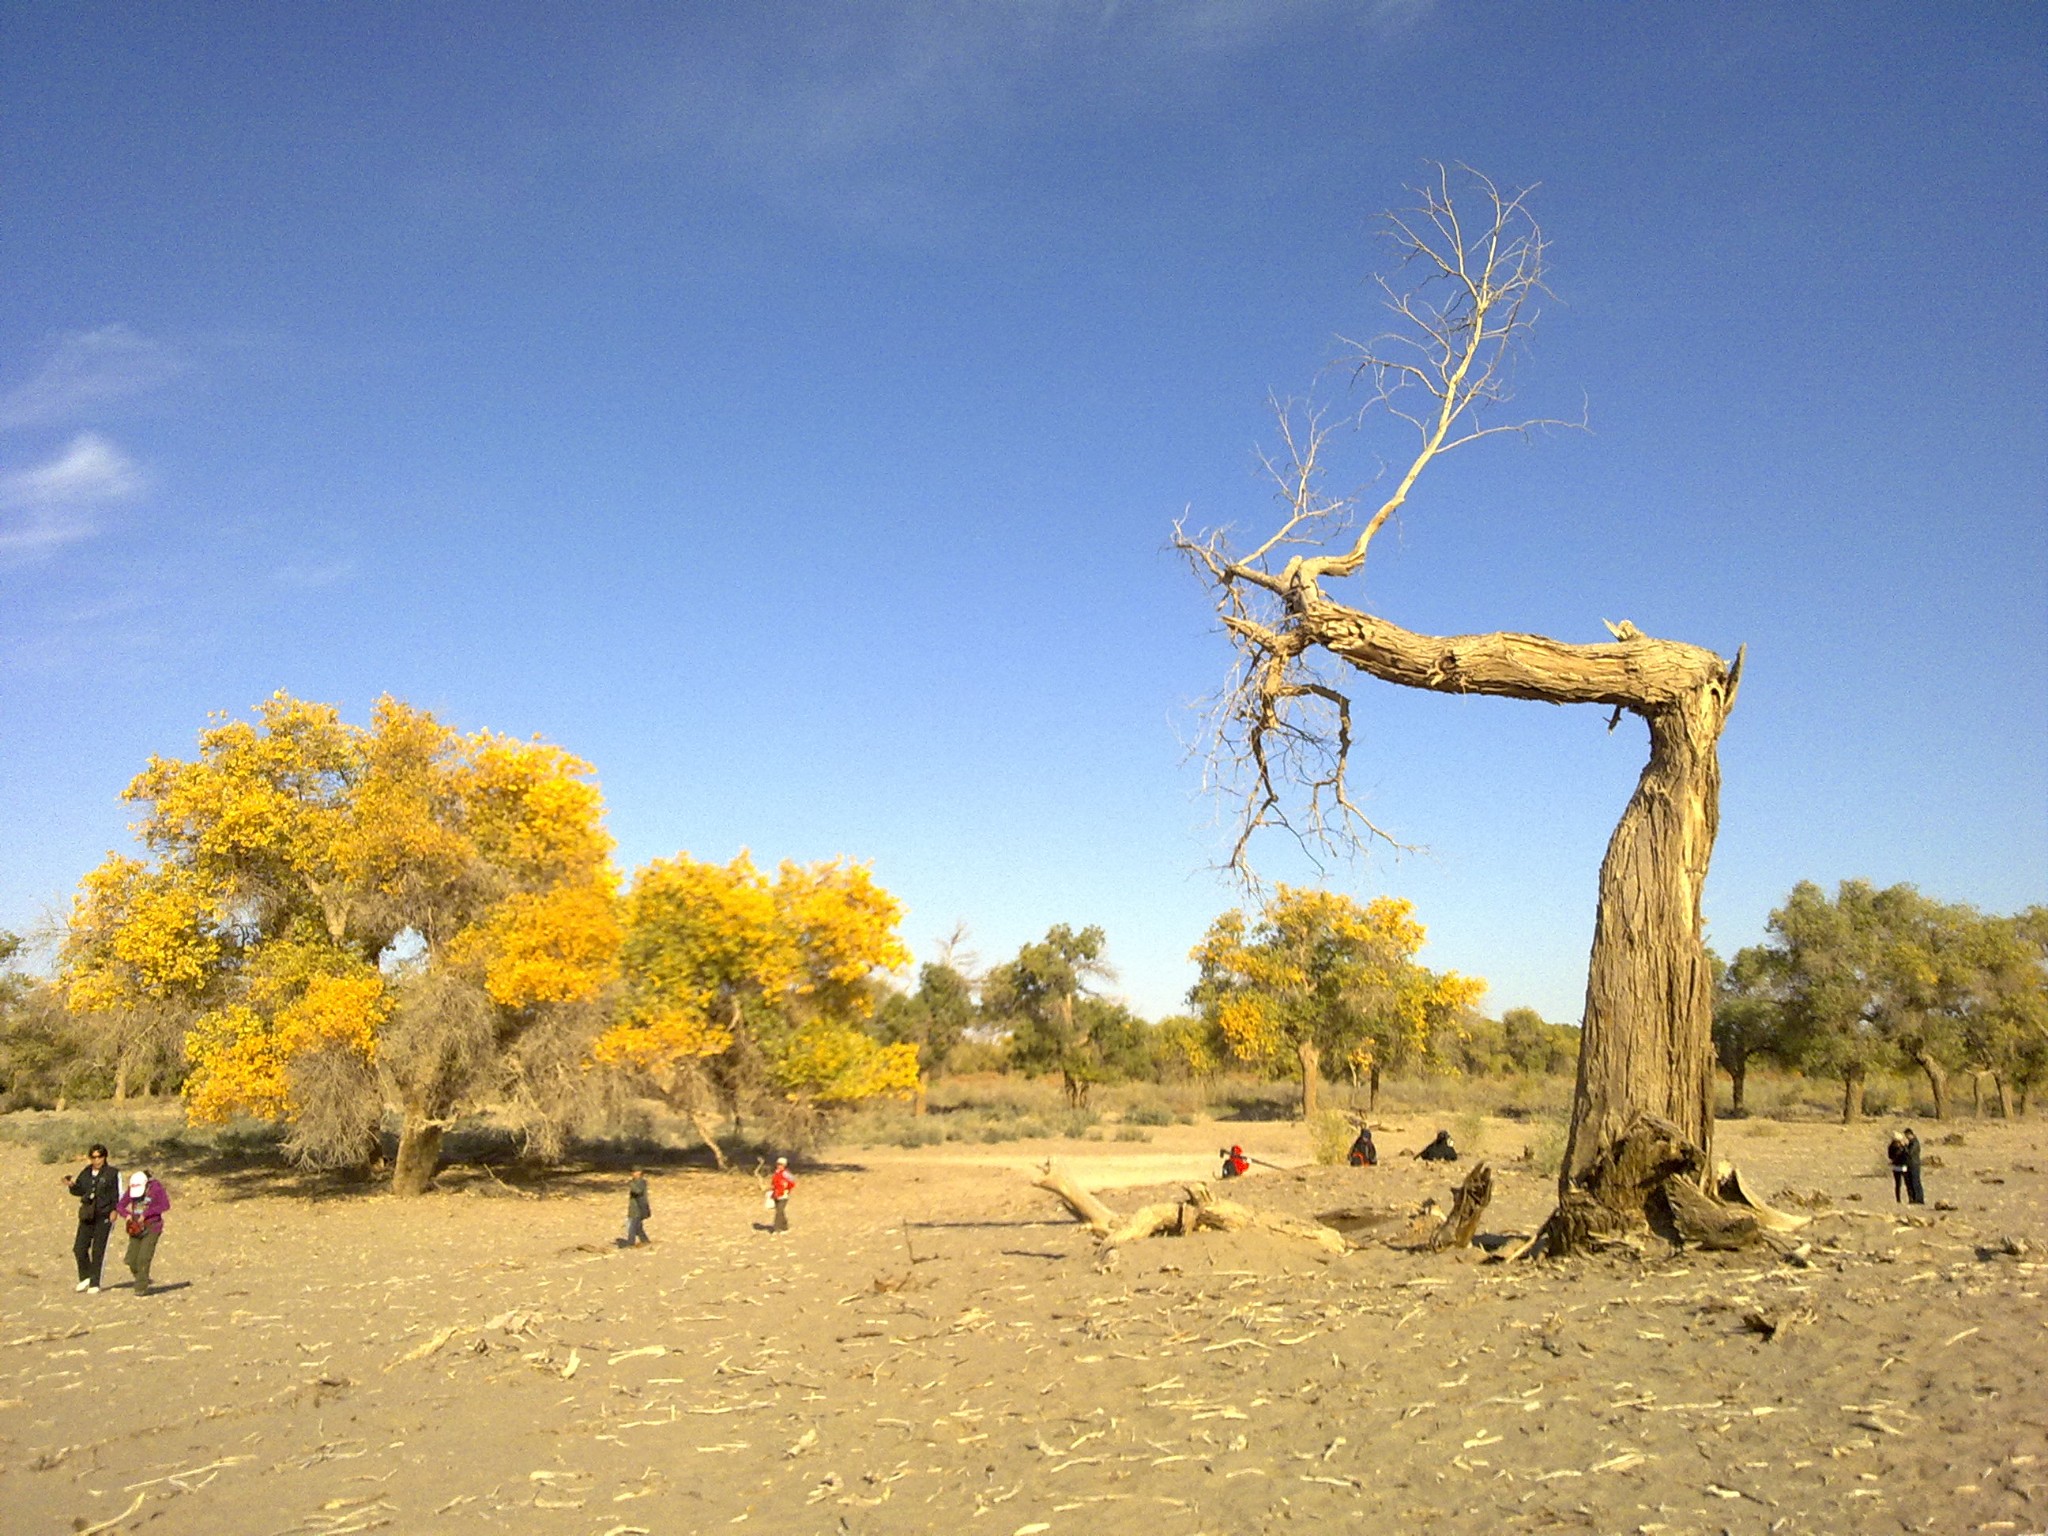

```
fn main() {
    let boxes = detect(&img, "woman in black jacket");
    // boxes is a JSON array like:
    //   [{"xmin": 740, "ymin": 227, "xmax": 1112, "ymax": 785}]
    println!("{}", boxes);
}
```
[{"xmin": 65, "ymin": 1143, "xmax": 120, "ymax": 1293}]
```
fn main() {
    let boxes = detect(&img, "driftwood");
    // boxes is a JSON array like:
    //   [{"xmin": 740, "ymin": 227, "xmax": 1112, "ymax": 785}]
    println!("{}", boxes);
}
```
[
  {"xmin": 1030, "ymin": 1163, "xmax": 1345, "ymax": 1255},
  {"xmin": 1715, "ymin": 1163, "xmax": 1811, "ymax": 1232},
  {"xmin": 1030, "ymin": 1162, "xmax": 1120, "ymax": 1236},
  {"xmin": 1184, "ymin": 1182, "xmax": 1349, "ymax": 1255},
  {"xmin": 1426, "ymin": 1162, "xmax": 1494, "ymax": 1252}
]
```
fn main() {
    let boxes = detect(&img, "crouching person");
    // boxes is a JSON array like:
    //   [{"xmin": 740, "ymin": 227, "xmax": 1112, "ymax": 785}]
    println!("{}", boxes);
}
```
[{"xmin": 116, "ymin": 1170, "xmax": 170, "ymax": 1294}]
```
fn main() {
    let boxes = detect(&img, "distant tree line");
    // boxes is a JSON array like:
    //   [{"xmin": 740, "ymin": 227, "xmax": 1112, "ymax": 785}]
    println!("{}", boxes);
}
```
[
  {"xmin": 0, "ymin": 695, "xmax": 1584, "ymax": 1190},
  {"xmin": 1713, "ymin": 881, "xmax": 2047, "ymax": 1122}
]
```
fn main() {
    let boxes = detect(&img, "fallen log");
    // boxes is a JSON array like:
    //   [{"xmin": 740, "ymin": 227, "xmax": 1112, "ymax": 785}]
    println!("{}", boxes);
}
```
[
  {"xmin": 1031, "ymin": 1161, "xmax": 1118, "ymax": 1236},
  {"xmin": 1185, "ymin": 1182, "xmax": 1349, "ymax": 1256},
  {"xmin": 1106, "ymin": 1201, "xmax": 1187, "ymax": 1244},
  {"xmin": 1028, "ymin": 1166, "xmax": 1346, "ymax": 1254}
]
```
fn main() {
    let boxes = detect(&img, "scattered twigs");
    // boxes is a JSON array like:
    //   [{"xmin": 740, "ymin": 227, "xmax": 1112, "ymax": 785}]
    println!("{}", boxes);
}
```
[{"xmin": 78, "ymin": 1492, "xmax": 148, "ymax": 1535}]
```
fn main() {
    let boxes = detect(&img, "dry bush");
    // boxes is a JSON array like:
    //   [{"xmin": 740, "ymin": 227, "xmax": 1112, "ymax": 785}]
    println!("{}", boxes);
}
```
[{"xmin": 283, "ymin": 1045, "xmax": 383, "ymax": 1169}]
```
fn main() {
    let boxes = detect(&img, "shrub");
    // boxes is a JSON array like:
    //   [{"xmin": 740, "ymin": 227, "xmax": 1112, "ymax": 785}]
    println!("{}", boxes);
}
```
[
  {"xmin": 1122, "ymin": 1101, "xmax": 1173, "ymax": 1127},
  {"xmin": 1113, "ymin": 1126, "xmax": 1151, "ymax": 1142},
  {"xmin": 1308, "ymin": 1109, "xmax": 1355, "ymax": 1166}
]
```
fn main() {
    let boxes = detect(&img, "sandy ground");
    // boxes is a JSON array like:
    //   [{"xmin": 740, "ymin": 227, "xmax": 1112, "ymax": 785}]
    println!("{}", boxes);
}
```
[{"xmin": 2, "ymin": 1113, "xmax": 2045, "ymax": 1536}]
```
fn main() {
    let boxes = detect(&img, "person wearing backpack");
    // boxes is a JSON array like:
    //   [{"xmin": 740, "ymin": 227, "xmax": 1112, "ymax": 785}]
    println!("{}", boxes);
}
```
[
  {"xmin": 115, "ymin": 1170, "xmax": 170, "ymax": 1295},
  {"xmin": 64, "ymin": 1143, "xmax": 120, "ymax": 1293}
]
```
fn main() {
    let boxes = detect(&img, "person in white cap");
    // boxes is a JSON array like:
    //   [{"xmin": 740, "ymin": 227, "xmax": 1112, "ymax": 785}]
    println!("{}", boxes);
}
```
[
  {"xmin": 114, "ymin": 1169, "xmax": 170, "ymax": 1294},
  {"xmin": 768, "ymin": 1157, "xmax": 795, "ymax": 1233}
]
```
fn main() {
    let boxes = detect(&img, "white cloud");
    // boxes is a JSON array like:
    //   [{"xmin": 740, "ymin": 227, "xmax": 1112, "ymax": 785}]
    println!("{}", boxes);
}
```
[
  {"xmin": 0, "ymin": 433, "xmax": 143, "ymax": 567},
  {"xmin": 634, "ymin": 0, "xmax": 1436, "ymax": 203},
  {"xmin": 0, "ymin": 325, "xmax": 185, "ymax": 431}
]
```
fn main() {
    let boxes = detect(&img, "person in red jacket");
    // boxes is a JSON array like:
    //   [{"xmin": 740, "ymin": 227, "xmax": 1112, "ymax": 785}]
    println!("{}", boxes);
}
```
[
  {"xmin": 1218, "ymin": 1144, "xmax": 1250, "ymax": 1179},
  {"xmin": 768, "ymin": 1157, "xmax": 796, "ymax": 1233}
]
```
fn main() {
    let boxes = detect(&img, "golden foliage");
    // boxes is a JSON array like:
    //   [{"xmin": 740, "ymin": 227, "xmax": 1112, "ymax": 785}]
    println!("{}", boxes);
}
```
[
  {"xmin": 594, "ymin": 850, "xmax": 915, "ymax": 1106},
  {"xmin": 61, "ymin": 691, "xmax": 621, "ymax": 1136}
]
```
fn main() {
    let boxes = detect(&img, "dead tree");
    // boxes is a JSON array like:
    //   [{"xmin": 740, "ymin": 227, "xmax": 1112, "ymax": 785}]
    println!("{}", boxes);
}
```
[{"xmin": 1178, "ymin": 167, "xmax": 1744, "ymax": 1253}]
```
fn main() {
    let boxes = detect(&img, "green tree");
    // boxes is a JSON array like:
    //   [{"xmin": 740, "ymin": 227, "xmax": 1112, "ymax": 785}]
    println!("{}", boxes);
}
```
[
  {"xmin": 983, "ymin": 925, "xmax": 1115, "ymax": 1106},
  {"xmin": 1953, "ymin": 907, "xmax": 2048, "ymax": 1117},
  {"xmin": 1500, "ymin": 1006, "xmax": 1576, "ymax": 1076},
  {"xmin": 875, "ymin": 961, "xmax": 978, "ymax": 1079},
  {"xmin": 1712, "ymin": 945, "xmax": 1790, "ymax": 1116}
]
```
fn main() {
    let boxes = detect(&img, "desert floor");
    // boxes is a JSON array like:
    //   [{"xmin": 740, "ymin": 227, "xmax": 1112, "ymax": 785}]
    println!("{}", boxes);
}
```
[{"xmin": 2, "ymin": 1113, "xmax": 2045, "ymax": 1536}]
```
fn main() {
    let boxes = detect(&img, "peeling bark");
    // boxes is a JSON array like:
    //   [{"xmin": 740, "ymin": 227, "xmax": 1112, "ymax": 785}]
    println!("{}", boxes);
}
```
[{"xmin": 1298, "ymin": 595, "xmax": 1739, "ymax": 1246}]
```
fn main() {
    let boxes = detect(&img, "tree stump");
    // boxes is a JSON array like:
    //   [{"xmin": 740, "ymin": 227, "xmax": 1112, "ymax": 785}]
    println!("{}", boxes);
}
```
[{"xmin": 1428, "ymin": 1162, "xmax": 1494, "ymax": 1252}]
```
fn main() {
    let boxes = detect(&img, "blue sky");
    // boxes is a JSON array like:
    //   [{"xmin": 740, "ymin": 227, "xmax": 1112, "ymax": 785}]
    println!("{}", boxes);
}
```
[{"xmin": 3, "ymin": 1, "xmax": 2043, "ymax": 1021}]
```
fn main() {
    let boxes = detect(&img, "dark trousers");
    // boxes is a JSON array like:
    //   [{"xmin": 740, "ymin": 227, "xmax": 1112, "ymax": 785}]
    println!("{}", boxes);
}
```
[
  {"xmin": 1906, "ymin": 1169, "xmax": 1925, "ymax": 1205},
  {"xmin": 1893, "ymin": 1169, "xmax": 1908, "ymax": 1202},
  {"xmin": 73, "ymin": 1217, "xmax": 111, "ymax": 1283},
  {"xmin": 623, "ymin": 1213, "xmax": 648, "ymax": 1245},
  {"xmin": 772, "ymin": 1197, "xmax": 789, "ymax": 1232}
]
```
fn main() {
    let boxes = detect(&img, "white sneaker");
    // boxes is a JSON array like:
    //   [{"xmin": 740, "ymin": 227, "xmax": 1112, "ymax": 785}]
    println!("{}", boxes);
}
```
[
  {"xmin": 87, "ymin": 1285, "xmax": 100, "ymax": 1294},
  {"xmin": 75, "ymin": 1279, "xmax": 89, "ymax": 1292}
]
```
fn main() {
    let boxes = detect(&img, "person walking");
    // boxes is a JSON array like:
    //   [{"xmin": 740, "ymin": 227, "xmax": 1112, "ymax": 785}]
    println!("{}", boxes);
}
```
[
  {"xmin": 622, "ymin": 1169, "xmax": 652, "ymax": 1247},
  {"xmin": 115, "ymin": 1170, "xmax": 170, "ymax": 1294},
  {"xmin": 768, "ymin": 1157, "xmax": 795, "ymax": 1233},
  {"xmin": 1887, "ymin": 1129, "xmax": 1912, "ymax": 1202},
  {"xmin": 65, "ymin": 1143, "xmax": 120, "ymax": 1293}
]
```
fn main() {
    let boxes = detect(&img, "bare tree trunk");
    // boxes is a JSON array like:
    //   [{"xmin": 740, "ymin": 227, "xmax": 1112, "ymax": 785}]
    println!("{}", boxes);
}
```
[
  {"xmin": 1914, "ymin": 1050, "xmax": 1951, "ymax": 1120},
  {"xmin": 1555, "ymin": 692, "xmax": 1725, "ymax": 1237},
  {"xmin": 1842, "ymin": 1067, "xmax": 1866, "ymax": 1124},
  {"xmin": 1368, "ymin": 1060, "xmax": 1381, "ymax": 1113},
  {"xmin": 1996, "ymin": 1075, "xmax": 2016, "ymax": 1120},
  {"xmin": 1972, "ymin": 1071, "xmax": 1985, "ymax": 1117},
  {"xmin": 1298, "ymin": 1039, "xmax": 1321, "ymax": 1122},
  {"xmin": 1728, "ymin": 1058, "xmax": 1747, "ymax": 1117},
  {"xmin": 392, "ymin": 1116, "xmax": 445, "ymax": 1196}
]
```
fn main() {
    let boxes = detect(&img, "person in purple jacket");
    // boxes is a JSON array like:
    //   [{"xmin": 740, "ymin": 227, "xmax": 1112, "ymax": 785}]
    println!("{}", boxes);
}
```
[{"xmin": 115, "ymin": 1170, "xmax": 170, "ymax": 1294}]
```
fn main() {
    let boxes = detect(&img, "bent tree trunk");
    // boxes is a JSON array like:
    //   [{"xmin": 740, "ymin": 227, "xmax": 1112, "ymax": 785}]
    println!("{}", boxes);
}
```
[
  {"xmin": 1297, "ymin": 594, "xmax": 1741, "ymax": 1252},
  {"xmin": 1298, "ymin": 1039, "xmax": 1321, "ymax": 1122},
  {"xmin": 1914, "ymin": 1050, "xmax": 1951, "ymax": 1121}
]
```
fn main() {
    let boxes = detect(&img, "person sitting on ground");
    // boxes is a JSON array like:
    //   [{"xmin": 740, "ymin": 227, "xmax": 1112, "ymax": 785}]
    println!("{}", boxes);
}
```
[
  {"xmin": 1418, "ymin": 1129, "xmax": 1459, "ymax": 1162},
  {"xmin": 1346, "ymin": 1125, "xmax": 1378, "ymax": 1167},
  {"xmin": 1218, "ymin": 1144, "xmax": 1250, "ymax": 1179}
]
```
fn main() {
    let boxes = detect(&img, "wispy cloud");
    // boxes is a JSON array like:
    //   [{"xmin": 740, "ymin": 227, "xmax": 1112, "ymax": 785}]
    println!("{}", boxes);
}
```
[
  {"xmin": 0, "ymin": 324, "xmax": 186, "ymax": 431},
  {"xmin": 0, "ymin": 433, "xmax": 142, "ymax": 567},
  {"xmin": 632, "ymin": 0, "xmax": 1434, "ymax": 224}
]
